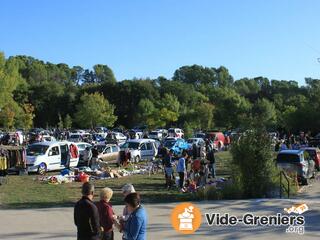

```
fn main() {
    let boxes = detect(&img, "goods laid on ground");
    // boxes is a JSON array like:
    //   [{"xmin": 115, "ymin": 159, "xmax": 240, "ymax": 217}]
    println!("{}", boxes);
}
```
[{"xmin": 35, "ymin": 164, "xmax": 149, "ymax": 184}]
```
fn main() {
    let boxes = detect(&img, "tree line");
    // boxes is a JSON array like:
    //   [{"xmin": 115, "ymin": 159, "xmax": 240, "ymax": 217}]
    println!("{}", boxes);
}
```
[{"xmin": 0, "ymin": 51, "xmax": 319, "ymax": 135}]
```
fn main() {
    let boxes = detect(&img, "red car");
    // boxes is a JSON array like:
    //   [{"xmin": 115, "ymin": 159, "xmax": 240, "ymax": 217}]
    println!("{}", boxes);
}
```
[
  {"xmin": 205, "ymin": 131, "xmax": 227, "ymax": 149},
  {"xmin": 302, "ymin": 147, "xmax": 320, "ymax": 171}
]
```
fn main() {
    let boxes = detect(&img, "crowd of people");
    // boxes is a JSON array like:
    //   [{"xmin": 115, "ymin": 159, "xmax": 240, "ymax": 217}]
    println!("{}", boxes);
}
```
[
  {"xmin": 159, "ymin": 140, "xmax": 216, "ymax": 193},
  {"xmin": 74, "ymin": 182, "xmax": 147, "ymax": 240}
]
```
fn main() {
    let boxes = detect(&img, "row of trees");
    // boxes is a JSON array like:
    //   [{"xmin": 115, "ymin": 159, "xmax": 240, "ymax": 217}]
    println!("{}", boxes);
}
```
[{"xmin": 1, "ymin": 51, "xmax": 320, "ymax": 134}]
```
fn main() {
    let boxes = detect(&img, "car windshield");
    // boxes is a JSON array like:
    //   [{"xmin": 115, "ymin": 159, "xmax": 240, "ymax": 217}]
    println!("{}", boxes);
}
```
[
  {"xmin": 277, "ymin": 153, "xmax": 300, "ymax": 163},
  {"xmin": 77, "ymin": 144, "xmax": 86, "ymax": 150},
  {"xmin": 168, "ymin": 129, "xmax": 175, "ymax": 133},
  {"xmin": 121, "ymin": 142, "xmax": 140, "ymax": 149},
  {"xmin": 150, "ymin": 131, "xmax": 158, "ymax": 135},
  {"xmin": 195, "ymin": 134, "xmax": 205, "ymax": 138},
  {"xmin": 27, "ymin": 145, "xmax": 49, "ymax": 156},
  {"xmin": 187, "ymin": 139, "xmax": 196, "ymax": 143},
  {"xmin": 164, "ymin": 140, "xmax": 176, "ymax": 148}
]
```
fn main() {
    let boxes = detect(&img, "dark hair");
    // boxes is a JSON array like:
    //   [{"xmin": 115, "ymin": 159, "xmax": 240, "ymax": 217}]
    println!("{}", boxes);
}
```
[
  {"xmin": 82, "ymin": 182, "xmax": 94, "ymax": 196},
  {"xmin": 124, "ymin": 192, "xmax": 140, "ymax": 208}
]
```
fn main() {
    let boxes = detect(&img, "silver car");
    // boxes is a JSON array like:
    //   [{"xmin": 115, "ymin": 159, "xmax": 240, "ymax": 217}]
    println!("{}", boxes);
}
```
[{"xmin": 277, "ymin": 150, "xmax": 315, "ymax": 185}]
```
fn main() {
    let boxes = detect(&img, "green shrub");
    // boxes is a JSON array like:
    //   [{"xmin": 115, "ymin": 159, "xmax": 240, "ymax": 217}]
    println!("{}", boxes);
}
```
[
  {"xmin": 231, "ymin": 127, "xmax": 278, "ymax": 198},
  {"xmin": 196, "ymin": 185, "xmax": 222, "ymax": 200}
]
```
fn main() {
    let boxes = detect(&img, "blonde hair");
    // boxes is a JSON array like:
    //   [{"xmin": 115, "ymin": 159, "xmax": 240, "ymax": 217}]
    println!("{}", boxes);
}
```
[{"xmin": 100, "ymin": 187, "xmax": 113, "ymax": 201}]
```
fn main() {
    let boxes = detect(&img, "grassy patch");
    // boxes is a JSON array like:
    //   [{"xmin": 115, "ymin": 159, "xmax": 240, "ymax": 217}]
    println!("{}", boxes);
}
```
[
  {"xmin": 0, "ymin": 151, "xmax": 232, "ymax": 209},
  {"xmin": 0, "ymin": 174, "xmax": 198, "ymax": 209}
]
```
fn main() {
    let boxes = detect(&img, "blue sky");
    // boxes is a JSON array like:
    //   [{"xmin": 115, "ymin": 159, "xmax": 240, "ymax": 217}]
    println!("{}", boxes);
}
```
[{"xmin": 1, "ymin": 0, "xmax": 320, "ymax": 84}]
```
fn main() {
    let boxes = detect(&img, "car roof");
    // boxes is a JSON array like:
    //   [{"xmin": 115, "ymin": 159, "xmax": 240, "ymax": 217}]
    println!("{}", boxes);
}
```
[
  {"xmin": 126, "ymin": 139, "xmax": 155, "ymax": 143},
  {"xmin": 75, "ymin": 142, "xmax": 92, "ymax": 146},
  {"xmin": 164, "ymin": 137, "xmax": 177, "ymax": 141},
  {"xmin": 96, "ymin": 143, "xmax": 117, "ymax": 146},
  {"xmin": 301, "ymin": 147, "xmax": 319, "ymax": 151},
  {"xmin": 278, "ymin": 150, "xmax": 304, "ymax": 154},
  {"xmin": 29, "ymin": 141, "xmax": 73, "ymax": 146}
]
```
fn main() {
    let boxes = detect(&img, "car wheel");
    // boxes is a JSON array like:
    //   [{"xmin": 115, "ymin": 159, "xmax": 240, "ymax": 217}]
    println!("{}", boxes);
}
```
[
  {"xmin": 38, "ymin": 162, "xmax": 47, "ymax": 175},
  {"xmin": 135, "ymin": 156, "xmax": 140, "ymax": 163}
]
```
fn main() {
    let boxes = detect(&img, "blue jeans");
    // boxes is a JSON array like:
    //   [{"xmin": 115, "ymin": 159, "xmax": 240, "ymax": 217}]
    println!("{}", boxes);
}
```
[{"xmin": 209, "ymin": 163, "xmax": 215, "ymax": 178}]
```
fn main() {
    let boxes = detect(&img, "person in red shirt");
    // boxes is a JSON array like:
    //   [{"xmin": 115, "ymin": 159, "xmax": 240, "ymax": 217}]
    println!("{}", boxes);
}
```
[
  {"xmin": 192, "ymin": 159, "xmax": 201, "ymax": 172},
  {"xmin": 95, "ymin": 187, "xmax": 115, "ymax": 240}
]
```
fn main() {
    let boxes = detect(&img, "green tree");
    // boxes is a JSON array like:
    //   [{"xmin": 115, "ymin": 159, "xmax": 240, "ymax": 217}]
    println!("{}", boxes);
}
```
[
  {"xmin": 64, "ymin": 114, "xmax": 72, "ymax": 129},
  {"xmin": 173, "ymin": 64, "xmax": 217, "ymax": 86},
  {"xmin": 195, "ymin": 102, "xmax": 215, "ymax": 130},
  {"xmin": 93, "ymin": 64, "xmax": 116, "ymax": 84},
  {"xmin": 231, "ymin": 127, "xmax": 278, "ymax": 198},
  {"xmin": 20, "ymin": 103, "xmax": 35, "ymax": 129},
  {"xmin": 251, "ymin": 98, "xmax": 277, "ymax": 128},
  {"xmin": 215, "ymin": 66, "xmax": 234, "ymax": 87},
  {"xmin": 137, "ymin": 99, "xmax": 157, "ymax": 127},
  {"xmin": 157, "ymin": 93, "xmax": 180, "ymax": 126},
  {"xmin": 74, "ymin": 92, "xmax": 117, "ymax": 128},
  {"xmin": 0, "ymin": 52, "xmax": 24, "ymax": 109},
  {"xmin": 212, "ymin": 88, "xmax": 251, "ymax": 129},
  {"xmin": 58, "ymin": 114, "xmax": 64, "ymax": 129}
]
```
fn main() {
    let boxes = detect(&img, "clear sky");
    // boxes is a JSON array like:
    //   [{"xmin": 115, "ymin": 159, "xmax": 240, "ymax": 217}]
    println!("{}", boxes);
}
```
[{"xmin": 1, "ymin": 0, "xmax": 320, "ymax": 84}]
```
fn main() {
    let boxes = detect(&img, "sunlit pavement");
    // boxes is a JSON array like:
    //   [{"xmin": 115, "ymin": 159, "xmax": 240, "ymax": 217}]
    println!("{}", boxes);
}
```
[{"xmin": 1, "ymin": 181, "xmax": 320, "ymax": 240}]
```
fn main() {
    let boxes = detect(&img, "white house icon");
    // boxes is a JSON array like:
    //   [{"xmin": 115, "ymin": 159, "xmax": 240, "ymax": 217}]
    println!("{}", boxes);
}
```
[{"xmin": 178, "ymin": 206, "xmax": 194, "ymax": 231}]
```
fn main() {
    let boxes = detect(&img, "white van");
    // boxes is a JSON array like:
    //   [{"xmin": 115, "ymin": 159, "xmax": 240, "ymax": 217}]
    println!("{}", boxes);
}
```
[
  {"xmin": 168, "ymin": 128, "xmax": 184, "ymax": 138},
  {"xmin": 120, "ymin": 139, "xmax": 158, "ymax": 162},
  {"xmin": 26, "ymin": 141, "xmax": 79, "ymax": 174}
]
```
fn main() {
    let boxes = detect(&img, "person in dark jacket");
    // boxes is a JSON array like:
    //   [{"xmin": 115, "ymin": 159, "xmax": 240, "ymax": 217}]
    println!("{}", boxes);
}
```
[
  {"xmin": 162, "ymin": 149, "xmax": 174, "ymax": 189},
  {"xmin": 95, "ymin": 187, "xmax": 115, "ymax": 240},
  {"xmin": 91, "ymin": 146, "xmax": 99, "ymax": 169},
  {"xmin": 74, "ymin": 182, "xmax": 101, "ymax": 240},
  {"xmin": 207, "ymin": 145, "xmax": 216, "ymax": 178}
]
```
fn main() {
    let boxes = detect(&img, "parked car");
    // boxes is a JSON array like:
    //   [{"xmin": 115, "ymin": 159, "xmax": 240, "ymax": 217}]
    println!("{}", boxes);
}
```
[
  {"xmin": 149, "ymin": 129, "xmax": 168, "ymax": 140},
  {"xmin": 112, "ymin": 127, "xmax": 124, "ymax": 133},
  {"xmin": 308, "ymin": 136, "xmax": 320, "ymax": 148},
  {"xmin": 95, "ymin": 127, "xmax": 108, "ymax": 133},
  {"xmin": 301, "ymin": 147, "xmax": 320, "ymax": 171},
  {"xmin": 96, "ymin": 144, "xmax": 120, "ymax": 162},
  {"xmin": 42, "ymin": 135, "xmax": 56, "ymax": 142},
  {"xmin": 168, "ymin": 128, "xmax": 184, "ymax": 138},
  {"xmin": 68, "ymin": 133, "xmax": 82, "ymax": 142},
  {"xmin": 194, "ymin": 132, "xmax": 206, "ymax": 139},
  {"xmin": 26, "ymin": 141, "xmax": 79, "ymax": 174},
  {"xmin": 206, "ymin": 131, "xmax": 226, "ymax": 149},
  {"xmin": 187, "ymin": 138, "xmax": 205, "ymax": 148},
  {"xmin": 105, "ymin": 132, "xmax": 127, "ymax": 144},
  {"xmin": 129, "ymin": 129, "xmax": 143, "ymax": 139},
  {"xmin": 277, "ymin": 150, "xmax": 315, "ymax": 185},
  {"xmin": 92, "ymin": 134, "xmax": 105, "ymax": 144},
  {"xmin": 75, "ymin": 142, "xmax": 93, "ymax": 165},
  {"xmin": 120, "ymin": 139, "xmax": 158, "ymax": 162},
  {"xmin": 163, "ymin": 138, "xmax": 189, "ymax": 156}
]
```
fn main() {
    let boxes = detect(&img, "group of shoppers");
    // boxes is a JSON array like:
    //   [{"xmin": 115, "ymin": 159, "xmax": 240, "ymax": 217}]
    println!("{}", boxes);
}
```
[
  {"xmin": 161, "ymin": 141, "xmax": 216, "ymax": 192},
  {"xmin": 74, "ymin": 182, "xmax": 147, "ymax": 240}
]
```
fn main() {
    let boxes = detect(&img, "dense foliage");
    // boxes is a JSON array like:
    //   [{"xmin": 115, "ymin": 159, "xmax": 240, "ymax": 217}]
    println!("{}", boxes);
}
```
[
  {"xmin": 231, "ymin": 126, "xmax": 278, "ymax": 198},
  {"xmin": 0, "ymin": 51, "xmax": 319, "ymax": 133}
]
